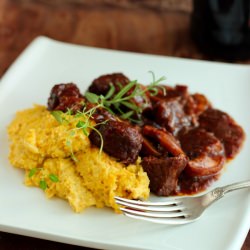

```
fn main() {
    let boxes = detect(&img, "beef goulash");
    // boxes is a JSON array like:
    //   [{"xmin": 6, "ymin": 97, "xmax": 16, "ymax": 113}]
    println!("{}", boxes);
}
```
[
  {"xmin": 48, "ymin": 73, "xmax": 245, "ymax": 195},
  {"xmin": 8, "ymin": 72, "xmax": 245, "ymax": 213}
]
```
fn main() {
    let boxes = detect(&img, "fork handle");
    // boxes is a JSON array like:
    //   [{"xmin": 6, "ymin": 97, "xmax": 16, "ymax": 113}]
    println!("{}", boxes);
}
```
[
  {"xmin": 203, "ymin": 180, "xmax": 250, "ymax": 207},
  {"xmin": 221, "ymin": 180, "xmax": 250, "ymax": 195},
  {"xmin": 212, "ymin": 180, "xmax": 250, "ymax": 200},
  {"xmin": 206, "ymin": 180, "xmax": 250, "ymax": 206}
]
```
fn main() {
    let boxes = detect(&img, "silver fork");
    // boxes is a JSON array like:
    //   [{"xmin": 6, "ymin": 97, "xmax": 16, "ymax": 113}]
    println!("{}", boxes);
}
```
[{"xmin": 115, "ymin": 180, "xmax": 250, "ymax": 225}]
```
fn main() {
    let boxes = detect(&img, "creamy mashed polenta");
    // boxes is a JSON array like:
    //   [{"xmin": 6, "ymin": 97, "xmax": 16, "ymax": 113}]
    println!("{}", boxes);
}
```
[{"xmin": 8, "ymin": 105, "xmax": 149, "ymax": 212}]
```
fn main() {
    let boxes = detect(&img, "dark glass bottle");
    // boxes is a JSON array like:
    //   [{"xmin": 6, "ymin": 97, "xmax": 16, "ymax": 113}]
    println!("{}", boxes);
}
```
[{"xmin": 191, "ymin": 0, "xmax": 250, "ymax": 60}]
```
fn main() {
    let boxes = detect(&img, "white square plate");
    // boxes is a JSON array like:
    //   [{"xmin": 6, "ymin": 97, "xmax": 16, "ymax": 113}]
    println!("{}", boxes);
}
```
[{"xmin": 0, "ymin": 37, "xmax": 249, "ymax": 250}]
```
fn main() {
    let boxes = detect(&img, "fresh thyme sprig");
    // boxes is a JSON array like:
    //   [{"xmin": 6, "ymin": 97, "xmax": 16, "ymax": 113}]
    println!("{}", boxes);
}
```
[
  {"xmin": 147, "ymin": 71, "xmax": 167, "ymax": 96},
  {"xmin": 51, "ymin": 104, "xmax": 106, "ymax": 160},
  {"xmin": 73, "ymin": 105, "xmax": 107, "ymax": 154},
  {"xmin": 85, "ymin": 72, "xmax": 167, "ymax": 123}
]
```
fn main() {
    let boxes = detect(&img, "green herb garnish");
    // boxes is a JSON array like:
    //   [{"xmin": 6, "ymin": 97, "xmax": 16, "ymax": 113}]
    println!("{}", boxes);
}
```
[
  {"xmin": 29, "ymin": 168, "xmax": 59, "ymax": 189},
  {"xmin": 73, "ymin": 106, "xmax": 107, "ymax": 153},
  {"xmin": 28, "ymin": 168, "xmax": 38, "ymax": 178},
  {"xmin": 39, "ymin": 179, "xmax": 47, "ymax": 190},
  {"xmin": 50, "ymin": 72, "xmax": 166, "ymax": 154},
  {"xmin": 65, "ymin": 139, "xmax": 78, "ymax": 162},
  {"xmin": 51, "ymin": 111, "xmax": 64, "ymax": 124},
  {"xmin": 85, "ymin": 72, "xmax": 166, "ymax": 123},
  {"xmin": 49, "ymin": 174, "xmax": 59, "ymax": 183},
  {"xmin": 28, "ymin": 167, "xmax": 43, "ymax": 178},
  {"xmin": 51, "ymin": 104, "xmax": 106, "ymax": 157}
]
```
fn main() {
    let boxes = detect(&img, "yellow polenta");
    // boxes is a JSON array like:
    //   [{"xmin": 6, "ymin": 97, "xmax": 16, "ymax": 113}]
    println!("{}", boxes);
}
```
[{"xmin": 8, "ymin": 105, "xmax": 149, "ymax": 212}]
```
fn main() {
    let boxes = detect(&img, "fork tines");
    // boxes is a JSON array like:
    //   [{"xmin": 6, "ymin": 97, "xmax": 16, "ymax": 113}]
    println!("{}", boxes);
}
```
[{"xmin": 115, "ymin": 196, "xmax": 191, "ymax": 225}]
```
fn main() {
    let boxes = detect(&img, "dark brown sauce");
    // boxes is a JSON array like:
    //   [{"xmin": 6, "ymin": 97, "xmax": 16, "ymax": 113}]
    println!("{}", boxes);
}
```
[{"xmin": 177, "ymin": 172, "xmax": 220, "ymax": 195}]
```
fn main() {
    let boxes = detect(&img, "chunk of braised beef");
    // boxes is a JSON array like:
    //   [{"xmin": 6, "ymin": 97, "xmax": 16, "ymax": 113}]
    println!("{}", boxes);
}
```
[
  {"xmin": 149, "ymin": 85, "xmax": 188, "ymax": 104},
  {"xmin": 132, "ymin": 84, "xmax": 152, "ymax": 113},
  {"xmin": 183, "ymin": 93, "xmax": 211, "ymax": 127},
  {"xmin": 89, "ymin": 73, "xmax": 152, "ymax": 118},
  {"xmin": 53, "ymin": 96, "xmax": 85, "ymax": 113},
  {"xmin": 89, "ymin": 120, "xmax": 143, "ymax": 164},
  {"xmin": 141, "ymin": 155, "xmax": 188, "ymax": 196},
  {"xmin": 142, "ymin": 125, "xmax": 184, "ymax": 156},
  {"xmin": 153, "ymin": 98, "xmax": 191, "ymax": 135},
  {"xmin": 199, "ymin": 108, "xmax": 245, "ymax": 158},
  {"xmin": 178, "ymin": 173, "xmax": 219, "ymax": 195},
  {"xmin": 47, "ymin": 83, "xmax": 84, "ymax": 113},
  {"xmin": 85, "ymin": 102, "xmax": 117, "ymax": 123},
  {"xmin": 184, "ymin": 93, "xmax": 211, "ymax": 116},
  {"xmin": 165, "ymin": 85, "xmax": 189, "ymax": 99},
  {"xmin": 179, "ymin": 128, "xmax": 225, "ymax": 177},
  {"xmin": 88, "ymin": 73, "xmax": 130, "ymax": 95},
  {"xmin": 148, "ymin": 85, "xmax": 212, "ymax": 135}
]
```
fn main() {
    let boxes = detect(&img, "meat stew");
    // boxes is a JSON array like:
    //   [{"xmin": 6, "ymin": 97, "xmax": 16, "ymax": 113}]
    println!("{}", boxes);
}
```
[{"xmin": 47, "ymin": 73, "xmax": 245, "ymax": 196}]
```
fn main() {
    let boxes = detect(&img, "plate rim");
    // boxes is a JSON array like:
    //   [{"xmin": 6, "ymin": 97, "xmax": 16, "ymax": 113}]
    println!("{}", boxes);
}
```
[{"xmin": 0, "ymin": 36, "xmax": 249, "ymax": 250}]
